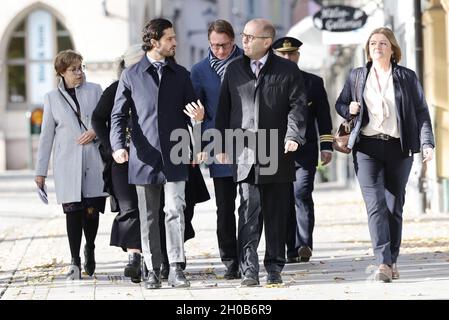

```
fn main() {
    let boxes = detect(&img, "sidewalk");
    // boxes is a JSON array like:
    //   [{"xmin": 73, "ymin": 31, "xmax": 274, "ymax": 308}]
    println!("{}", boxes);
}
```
[{"xmin": 1, "ymin": 172, "xmax": 449, "ymax": 300}]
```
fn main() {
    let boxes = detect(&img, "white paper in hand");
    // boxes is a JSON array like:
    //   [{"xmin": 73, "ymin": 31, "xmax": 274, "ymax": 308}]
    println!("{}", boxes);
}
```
[{"xmin": 38, "ymin": 185, "xmax": 48, "ymax": 204}]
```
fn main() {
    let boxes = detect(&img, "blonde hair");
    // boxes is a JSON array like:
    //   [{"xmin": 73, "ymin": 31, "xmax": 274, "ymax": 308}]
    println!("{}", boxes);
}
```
[
  {"xmin": 123, "ymin": 44, "xmax": 144, "ymax": 67},
  {"xmin": 116, "ymin": 44, "xmax": 144, "ymax": 79},
  {"xmin": 365, "ymin": 27, "xmax": 402, "ymax": 63}
]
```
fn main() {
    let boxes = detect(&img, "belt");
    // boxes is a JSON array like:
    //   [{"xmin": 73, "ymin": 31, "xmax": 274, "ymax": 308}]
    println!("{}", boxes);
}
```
[{"xmin": 361, "ymin": 134, "xmax": 398, "ymax": 141}]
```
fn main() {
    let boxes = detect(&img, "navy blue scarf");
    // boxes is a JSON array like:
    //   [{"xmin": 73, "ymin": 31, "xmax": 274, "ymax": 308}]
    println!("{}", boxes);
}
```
[{"xmin": 208, "ymin": 45, "xmax": 242, "ymax": 82}]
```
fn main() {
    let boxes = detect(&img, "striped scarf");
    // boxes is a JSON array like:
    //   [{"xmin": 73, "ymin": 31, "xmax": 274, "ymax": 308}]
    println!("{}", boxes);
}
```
[{"xmin": 208, "ymin": 45, "xmax": 241, "ymax": 82}]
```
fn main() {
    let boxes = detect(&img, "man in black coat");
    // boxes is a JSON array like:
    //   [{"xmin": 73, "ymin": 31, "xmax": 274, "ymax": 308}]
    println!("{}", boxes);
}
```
[
  {"xmin": 215, "ymin": 19, "xmax": 307, "ymax": 286},
  {"xmin": 273, "ymin": 37, "xmax": 333, "ymax": 263},
  {"xmin": 110, "ymin": 18, "xmax": 204, "ymax": 289}
]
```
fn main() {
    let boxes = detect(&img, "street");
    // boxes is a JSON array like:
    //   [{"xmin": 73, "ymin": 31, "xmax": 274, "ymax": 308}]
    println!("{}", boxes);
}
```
[{"xmin": 1, "ymin": 170, "xmax": 449, "ymax": 300}]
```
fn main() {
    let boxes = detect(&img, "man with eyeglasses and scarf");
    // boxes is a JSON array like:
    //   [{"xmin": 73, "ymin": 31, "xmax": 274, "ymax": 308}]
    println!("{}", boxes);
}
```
[{"xmin": 190, "ymin": 19, "xmax": 244, "ymax": 280}]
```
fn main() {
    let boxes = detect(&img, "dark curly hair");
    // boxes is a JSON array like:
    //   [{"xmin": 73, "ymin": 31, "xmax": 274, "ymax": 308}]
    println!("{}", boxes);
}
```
[{"xmin": 142, "ymin": 18, "xmax": 173, "ymax": 51}]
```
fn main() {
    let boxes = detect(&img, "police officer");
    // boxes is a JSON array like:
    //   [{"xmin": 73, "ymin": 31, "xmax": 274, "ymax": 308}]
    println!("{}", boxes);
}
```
[{"xmin": 272, "ymin": 37, "xmax": 333, "ymax": 263}]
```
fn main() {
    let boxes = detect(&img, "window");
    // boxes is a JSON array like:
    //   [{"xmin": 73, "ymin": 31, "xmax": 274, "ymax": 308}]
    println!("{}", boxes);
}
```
[
  {"xmin": 247, "ymin": 0, "xmax": 256, "ymax": 19},
  {"xmin": 270, "ymin": 0, "xmax": 282, "ymax": 27},
  {"xmin": 190, "ymin": 46, "xmax": 196, "ymax": 67},
  {"xmin": 6, "ymin": 10, "xmax": 74, "ymax": 109}
]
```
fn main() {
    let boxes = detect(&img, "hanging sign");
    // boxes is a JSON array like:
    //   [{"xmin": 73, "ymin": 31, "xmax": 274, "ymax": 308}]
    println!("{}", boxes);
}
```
[{"xmin": 313, "ymin": 5, "xmax": 368, "ymax": 32}]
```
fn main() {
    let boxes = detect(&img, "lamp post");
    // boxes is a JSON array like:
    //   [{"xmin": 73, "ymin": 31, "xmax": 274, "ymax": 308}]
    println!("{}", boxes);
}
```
[
  {"xmin": 414, "ymin": 0, "xmax": 428, "ymax": 214},
  {"xmin": 25, "ymin": 111, "xmax": 32, "ymax": 170}
]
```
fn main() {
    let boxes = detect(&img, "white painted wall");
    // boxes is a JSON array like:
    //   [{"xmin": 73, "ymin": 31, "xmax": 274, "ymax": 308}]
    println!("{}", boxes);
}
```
[{"xmin": 0, "ymin": 0, "xmax": 130, "ymax": 170}]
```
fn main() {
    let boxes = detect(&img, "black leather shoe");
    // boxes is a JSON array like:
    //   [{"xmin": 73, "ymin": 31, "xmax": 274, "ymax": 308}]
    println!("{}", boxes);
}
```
[
  {"xmin": 266, "ymin": 271, "xmax": 283, "ymax": 285},
  {"xmin": 124, "ymin": 253, "xmax": 142, "ymax": 283},
  {"xmin": 224, "ymin": 268, "xmax": 241, "ymax": 280},
  {"xmin": 286, "ymin": 256, "xmax": 300, "ymax": 264},
  {"xmin": 179, "ymin": 256, "xmax": 187, "ymax": 270},
  {"xmin": 141, "ymin": 256, "xmax": 149, "ymax": 281},
  {"xmin": 161, "ymin": 262, "xmax": 169, "ymax": 280},
  {"xmin": 298, "ymin": 246, "xmax": 312, "ymax": 262},
  {"xmin": 83, "ymin": 245, "xmax": 95, "ymax": 276},
  {"xmin": 168, "ymin": 263, "xmax": 190, "ymax": 288},
  {"xmin": 145, "ymin": 269, "xmax": 162, "ymax": 289},
  {"xmin": 66, "ymin": 257, "xmax": 81, "ymax": 280},
  {"xmin": 241, "ymin": 272, "xmax": 259, "ymax": 286}
]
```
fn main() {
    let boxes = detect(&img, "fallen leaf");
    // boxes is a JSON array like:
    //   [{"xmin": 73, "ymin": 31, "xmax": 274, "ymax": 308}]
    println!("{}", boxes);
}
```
[
  {"xmin": 205, "ymin": 283, "xmax": 218, "ymax": 287},
  {"xmin": 203, "ymin": 267, "xmax": 215, "ymax": 274},
  {"xmin": 264, "ymin": 283, "xmax": 285, "ymax": 288}
]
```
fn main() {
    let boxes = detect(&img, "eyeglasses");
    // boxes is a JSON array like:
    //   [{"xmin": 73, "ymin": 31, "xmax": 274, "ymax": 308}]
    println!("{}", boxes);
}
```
[
  {"xmin": 210, "ymin": 42, "xmax": 233, "ymax": 51},
  {"xmin": 240, "ymin": 32, "xmax": 271, "ymax": 42},
  {"xmin": 67, "ymin": 65, "xmax": 86, "ymax": 74}
]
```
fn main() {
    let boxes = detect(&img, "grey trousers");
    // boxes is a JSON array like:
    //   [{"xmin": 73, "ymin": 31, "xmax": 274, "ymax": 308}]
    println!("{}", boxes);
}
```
[{"xmin": 136, "ymin": 182, "xmax": 186, "ymax": 271}]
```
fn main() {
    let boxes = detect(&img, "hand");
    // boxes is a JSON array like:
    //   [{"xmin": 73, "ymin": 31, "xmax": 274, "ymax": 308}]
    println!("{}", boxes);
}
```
[
  {"xmin": 184, "ymin": 99, "xmax": 205, "ymax": 121},
  {"xmin": 320, "ymin": 151, "xmax": 333, "ymax": 166},
  {"xmin": 284, "ymin": 140, "xmax": 299, "ymax": 154},
  {"xmin": 113, "ymin": 149, "xmax": 129, "ymax": 164},
  {"xmin": 349, "ymin": 101, "xmax": 360, "ymax": 115},
  {"xmin": 77, "ymin": 129, "xmax": 96, "ymax": 145},
  {"xmin": 35, "ymin": 176, "xmax": 46, "ymax": 189},
  {"xmin": 423, "ymin": 147, "xmax": 434, "ymax": 163},
  {"xmin": 192, "ymin": 152, "xmax": 208, "ymax": 166},
  {"xmin": 216, "ymin": 153, "xmax": 229, "ymax": 164}
]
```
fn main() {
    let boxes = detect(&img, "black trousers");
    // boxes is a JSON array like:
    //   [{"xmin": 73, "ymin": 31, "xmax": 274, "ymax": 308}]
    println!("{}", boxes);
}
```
[
  {"xmin": 353, "ymin": 137, "xmax": 413, "ymax": 265},
  {"xmin": 238, "ymin": 172, "xmax": 290, "ymax": 275},
  {"xmin": 286, "ymin": 166, "xmax": 316, "ymax": 257},
  {"xmin": 213, "ymin": 176, "xmax": 239, "ymax": 270},
  {"xmin": 109, "ymin": 161, "xmax": 142, "ymax": 251}
]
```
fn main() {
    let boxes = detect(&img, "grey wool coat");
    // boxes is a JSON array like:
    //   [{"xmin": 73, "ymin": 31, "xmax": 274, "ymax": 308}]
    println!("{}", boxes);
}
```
[{"xmin": 35, "ymin": 79, "xmax": 108, "ymax": 204}]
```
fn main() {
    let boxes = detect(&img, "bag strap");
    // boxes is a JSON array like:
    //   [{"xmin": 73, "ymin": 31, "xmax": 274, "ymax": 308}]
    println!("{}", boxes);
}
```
[
  {"xmin": 349, "ymin": 68, "xmax": 362, "ymax": 121},
  {"xmin": 58, "ymin": 88, "xmax": 89, "ymax": 132},
  {"xmin": 352, "ymin": 68, "xmax": 361, "ymax": 103}
]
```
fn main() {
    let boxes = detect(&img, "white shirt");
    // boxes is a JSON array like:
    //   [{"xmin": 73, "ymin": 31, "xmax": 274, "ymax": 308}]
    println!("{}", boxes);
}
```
[
  {"xmin": 250, "ymin": 53, "xmax": 269, "ymax": 75},
  {"xmin": 362, "ymin": 66, "xmax": 400, "ymax": 138},
  {"xmin": 146, "ymin": 53, "xmax": 166, "ymax": 81}
]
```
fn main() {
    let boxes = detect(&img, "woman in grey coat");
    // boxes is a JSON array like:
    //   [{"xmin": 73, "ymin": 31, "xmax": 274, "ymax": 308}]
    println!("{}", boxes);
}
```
[{"xmin": 35, "ymin": 50, "xmax": 108, "ymax": 280}]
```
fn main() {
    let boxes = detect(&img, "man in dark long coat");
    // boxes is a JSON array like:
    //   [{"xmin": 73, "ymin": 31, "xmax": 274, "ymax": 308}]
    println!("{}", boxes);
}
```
[
  {"xmin": 215, "ymin": 18, "xmax": 308, "ymax": 286},
  {"xmin": 110, "ymin": 18, "xmax": 204, "ymax": 289}
]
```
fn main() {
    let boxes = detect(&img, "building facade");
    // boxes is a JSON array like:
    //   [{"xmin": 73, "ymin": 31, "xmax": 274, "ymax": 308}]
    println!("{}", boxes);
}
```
[
  {"xmin": 0, "ymin": 0, "xmax": 129, "ymax": 170},
  {"xmin": 0, "ymin": 0, "xmax": 295, "ymax": 171},
  {"xmin": 422, "ymin": 0, "xmax": 449, "ymax": 213},
  {"xmin": 128, "ymin": 0, "xmax": 295, "ymax": 69}
]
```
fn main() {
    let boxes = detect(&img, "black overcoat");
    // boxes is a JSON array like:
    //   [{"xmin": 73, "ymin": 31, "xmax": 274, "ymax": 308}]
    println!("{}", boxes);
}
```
[{"xmin": 215, "ymin": 51, "xmax": 308, "ymax": 184}]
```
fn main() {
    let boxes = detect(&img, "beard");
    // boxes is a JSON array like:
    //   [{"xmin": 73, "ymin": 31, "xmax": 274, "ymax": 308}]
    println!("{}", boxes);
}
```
[
  {"xmin": 166, "ymin": 47, "xmax": 176, "ymax": 57},
  {"xmin": 157, "ymin": 46, "xmax": 176, "ymax": 58}
]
